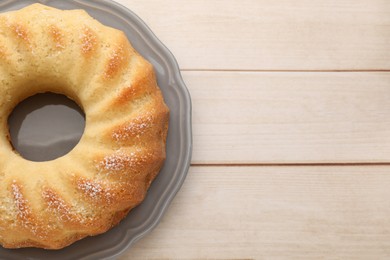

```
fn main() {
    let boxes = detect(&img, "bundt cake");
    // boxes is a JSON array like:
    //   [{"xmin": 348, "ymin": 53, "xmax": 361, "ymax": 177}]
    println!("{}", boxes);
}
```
[{"xmin": 0, "ymin": 3, "xmax": 169, "ymax": 249}]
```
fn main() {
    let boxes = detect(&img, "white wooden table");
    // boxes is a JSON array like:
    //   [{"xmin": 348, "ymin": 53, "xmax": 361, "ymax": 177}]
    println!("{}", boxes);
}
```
[{"xmin": 117, "ymin": 1, "xmax": 390, "ymax": 259}]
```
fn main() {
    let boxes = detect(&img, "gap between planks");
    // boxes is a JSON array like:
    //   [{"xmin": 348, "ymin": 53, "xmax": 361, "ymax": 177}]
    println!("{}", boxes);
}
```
[
  {"xmin": 191, "ymin": 162, "xmax": 390, "ymax": 167},
  {"xmin": 181, "ymin": 69, "xmax": 390, "ymax": 73}
]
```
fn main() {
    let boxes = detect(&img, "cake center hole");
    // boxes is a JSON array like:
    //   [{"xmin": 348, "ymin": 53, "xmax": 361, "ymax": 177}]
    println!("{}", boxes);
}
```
[{"xmin": 8, "ymin": 93, "xmax": 86, "ymax": 162}]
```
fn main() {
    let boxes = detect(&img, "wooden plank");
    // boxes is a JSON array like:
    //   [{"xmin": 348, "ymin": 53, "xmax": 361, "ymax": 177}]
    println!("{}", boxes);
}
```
[
  {"xmin": 186, "ymin": 71, "xmax": 390, "ymax": 164},
  {"xmin": 117, "ymin": 0, "xmax": 390, "ymax": 70},
  {"xmin": 122, "ymin": 166, "xmax": 390, "ymax": 259}
]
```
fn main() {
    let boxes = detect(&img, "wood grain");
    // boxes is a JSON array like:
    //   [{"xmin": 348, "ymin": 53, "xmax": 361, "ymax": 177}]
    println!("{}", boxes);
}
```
[
  {"xmin": 117, "ymin": 0, "xmax": 390, "ymax": 70},
  {"xmin": 187, "ymin": 71, "xmax": 390, "ymax": 164},
  {"xmin": 112, "ymin": 1, "xmax": 390, "ymax": 259},
  {"xmin": 123, "ymin": 166, "xmax": 390, "ymax": 259}
]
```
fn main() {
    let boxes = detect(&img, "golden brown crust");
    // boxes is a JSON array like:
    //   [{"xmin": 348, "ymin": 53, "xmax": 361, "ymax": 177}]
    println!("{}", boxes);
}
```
[
  {"xmin": 103, "ymin": 33, "xmax": 131, "ymax": 80},
  {"xmin": 10, "ymin": 23, "xmax": 30, "ymax": 47},
  {"xmin": 48, "ymin": 25, "xmax": 65, "ymax": 50},
  {"xmin": 10, "ymin": 182, "xmax": 41, "ymax": 237},
  {"xmin": 41, "ymin": 188, "xmax": 83, "ymax": 227},
  {"xmin": 113, "ymin": 61, "xmax": 157, "ymax": 105},
  {"xmin": 0, "ymin": 3, "xmax": 169, "ymax": 249},
  {"xmin": 80, "ymin": 26, "xmax": 98, "ymax": 56}
]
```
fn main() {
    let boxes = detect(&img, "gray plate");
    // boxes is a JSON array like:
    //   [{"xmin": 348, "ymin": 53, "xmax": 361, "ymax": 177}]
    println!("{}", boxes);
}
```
[{"xmin": 0, "ymin": 0, "xmax": 192, "ymax": 259}]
